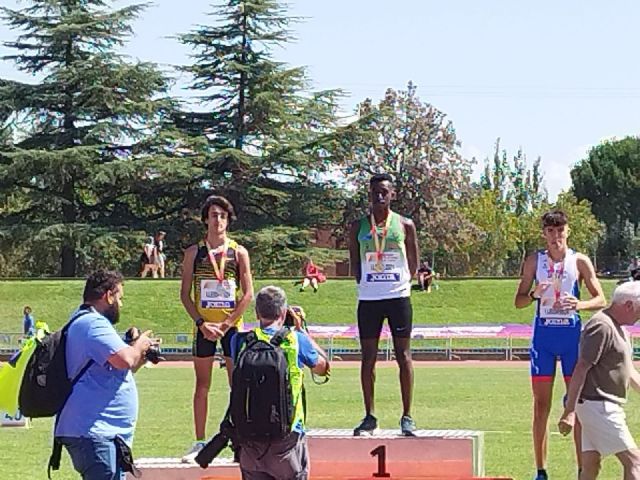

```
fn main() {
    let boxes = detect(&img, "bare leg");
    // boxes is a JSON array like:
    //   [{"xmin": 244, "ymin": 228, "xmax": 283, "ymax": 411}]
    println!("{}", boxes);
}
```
[
  {"xmin": 532, "ymin": 380, "xmax": 554, "ymax": 471},
  {"xmin": 580, "ymin": 451, "xmax": 601, "ymax": 480},
  {"xmin": 193, "ymin": 357, "xmax": 214, "ymax": 440},
  {"xmin": 616, "ymin": 449, "xmax": 640, "ymax": 480},
  {"xmin": 393, "ymin": 336, "xmax": 413, "ymax": 416},
  {"xmin": 360, "ymin": 338, "xmax": 380, "ymax": 415}
]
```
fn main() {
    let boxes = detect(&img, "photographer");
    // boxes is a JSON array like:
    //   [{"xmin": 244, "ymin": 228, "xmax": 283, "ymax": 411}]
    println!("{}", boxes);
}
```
[
  {"xmin": 54, "ymin": 270, "xmax": 155, "ymax": 480},
  {"xmin": 221, "ymin": 286, "xmax": 329, "ymax": 480}
]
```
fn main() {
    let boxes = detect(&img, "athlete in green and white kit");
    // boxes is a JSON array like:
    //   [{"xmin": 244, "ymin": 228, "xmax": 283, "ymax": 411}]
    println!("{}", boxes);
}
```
[{"xmin": 349, "ymin": 173, "xmax": 420, "ymax": 436}]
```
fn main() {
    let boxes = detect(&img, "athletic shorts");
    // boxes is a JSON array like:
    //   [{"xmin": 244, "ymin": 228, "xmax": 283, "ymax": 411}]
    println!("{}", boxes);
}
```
[
  {"xmin": 530, "ymin": 325, "xmax": 581, "ymax": 381},
  {"xmin": 576, "ymin": 400, "xmax": 637, "ymax": 456},
  {"xmin": 357, "ymin": 297, "xmax": 413, "ymax": 339},
  {"xmin": 192, "ymin": 326, "xmax": 237, "ymax": 358}
]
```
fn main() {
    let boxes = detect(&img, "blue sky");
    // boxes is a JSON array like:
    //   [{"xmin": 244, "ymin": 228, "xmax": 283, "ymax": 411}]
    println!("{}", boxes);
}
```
[{"xmin": 2, "ymin": 0, "xmax": 640, "ymax": 200}]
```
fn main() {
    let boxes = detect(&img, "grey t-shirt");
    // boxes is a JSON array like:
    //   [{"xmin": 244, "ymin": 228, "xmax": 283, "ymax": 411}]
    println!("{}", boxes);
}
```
[{"xmin": 580, "ymin": 310, "xmax": 633, "ymax": 405}]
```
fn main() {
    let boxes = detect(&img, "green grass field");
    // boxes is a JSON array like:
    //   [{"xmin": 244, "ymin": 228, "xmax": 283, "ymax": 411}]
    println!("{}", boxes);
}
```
[
  {"xmin": 0, "ymin": 278, "xmax": 627, "ymax": 479},
  {"xmin": 0, "ymin": 278, "xmax": 620, "ymax": 333},
  {"xmin": 1, "ymin": 363, "xmax": 636, "ymax": 479}
]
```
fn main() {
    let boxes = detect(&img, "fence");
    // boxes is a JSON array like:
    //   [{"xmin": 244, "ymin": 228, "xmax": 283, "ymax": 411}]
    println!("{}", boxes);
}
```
[{"xmin": 3, "ymin": 324, "xmax": 640, "ymax": 362}]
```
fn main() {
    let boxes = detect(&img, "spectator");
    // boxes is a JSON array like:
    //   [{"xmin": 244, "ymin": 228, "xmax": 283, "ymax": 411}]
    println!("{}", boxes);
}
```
[
  {"xmin": 55, "ymin": 270, "xmax": 155, "ymax": 480},
  {"xmin": 140, "ymin": 236, "xmax": 158, "ymax": 278},
  {"xmin": 559, "ymin": 281, "xmax": 640, "ymax": 479},
  {"xmin": 416, "ymin": 261, "xmax": 434, "ymax": 292},
  {"xmin": 300, "ymin": 258, "xmax": 326, "ymax": 293},
  {"xmin": 22, "ymin": 306, "xmax": 35, "ymax": 338},
  {"xmin": 154, "ymin": 231, "xmax": 167, "ymax": 278}
]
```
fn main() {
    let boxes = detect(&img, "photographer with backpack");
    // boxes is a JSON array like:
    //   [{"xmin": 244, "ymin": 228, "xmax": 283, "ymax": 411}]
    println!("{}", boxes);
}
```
[
  {"xmin": 203, "ymin": 285, "xmax": 330, "ymax": 480},
  {"xmin": 50, "ymin": 270, "xmax": 155, "ymax": 480}
]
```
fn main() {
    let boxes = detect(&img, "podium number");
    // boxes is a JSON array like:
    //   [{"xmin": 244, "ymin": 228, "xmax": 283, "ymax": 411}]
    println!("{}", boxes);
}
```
[{"xmin": 370, "ymin": 445, "xmax": 391, "ymax": 478}]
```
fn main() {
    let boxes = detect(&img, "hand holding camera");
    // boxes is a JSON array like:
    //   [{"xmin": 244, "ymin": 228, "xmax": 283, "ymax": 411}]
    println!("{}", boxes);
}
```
[
  {"xmin": 124, "ymin": 326, "xmax": 164, "ymax": 364},
  {"xmin": 284, "ymin": 305, "xmax": 306, "ymax": 331}
]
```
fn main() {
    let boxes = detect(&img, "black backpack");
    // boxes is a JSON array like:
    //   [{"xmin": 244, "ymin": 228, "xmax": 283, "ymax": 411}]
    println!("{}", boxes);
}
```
[
  {"xmin": 230, "ymin": 327, "xmax": 293, "ymax": 442},
  {"xmin": 19, "ymin": 309, "xmax": 93, "ymax": 418}
]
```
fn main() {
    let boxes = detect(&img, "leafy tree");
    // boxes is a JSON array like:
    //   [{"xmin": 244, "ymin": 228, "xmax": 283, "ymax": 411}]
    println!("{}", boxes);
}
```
[
  {"xmin": 476, "ymin": 140, "xmax": 547, "ymax": 271},
  {"xmin": 571, "ymin": 137, "xmax": 640, "ymax": 267},
  {"xmin": 344, "ymin": 82, "xmax": 476, "ymax": 255},
  {"xmin": 0, "ymin": 0, "xmax": 173, "ymax": 276},
  {"xmin": 554, "ymin": 192, "xmax": 604, "ymax": 256}
]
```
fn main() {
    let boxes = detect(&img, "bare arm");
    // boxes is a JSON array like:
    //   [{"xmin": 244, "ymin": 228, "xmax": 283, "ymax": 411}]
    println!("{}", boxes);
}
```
[
  {"xmin": 305, "ymin": 333, "xmax": 330, "ymax": 376},
  {"xmin": 348, "ymin": 220, "xmax": 361, "ymax": 284},
  {"xmin": 514, "ymin": 254, "xmax": 537, "ymax": 309},
  {"xmin": 180, "ymin": 245, "xmax": 200, "ymax": 322},
  {"xmin": 108, "ymin": 334, "xmax": 151, "ymax": 371},
  {"xmin": 575, "ymin": 254, "xmax": 606, "ymax": 311},
  {"xmin": 563, "ymin": 358, "xmax": 591, "ymax": 413},
  {"xmin": 403, "ymin": 218, "xmax": 419, "ymax": 278},
  {"xmin": 558, "ymin": 357, "xmax": 592, "ymax": 435},
  {"xmin": 222, "ymin": 246, "xmax": 254, "ymax": 330}
]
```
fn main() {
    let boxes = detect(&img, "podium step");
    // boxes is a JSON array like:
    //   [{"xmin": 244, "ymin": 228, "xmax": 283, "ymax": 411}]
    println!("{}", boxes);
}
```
[{"xmin": 129, "ymin": 429, "xmax": 487, "ymax": 479}]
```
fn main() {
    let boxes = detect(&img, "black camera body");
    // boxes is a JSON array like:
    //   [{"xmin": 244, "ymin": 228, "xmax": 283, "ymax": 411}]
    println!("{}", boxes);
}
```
[
  {"xmin": 284, "ymin": 305, "xmax": 305, "ymax": 329},
  {"xmin": 123, "ymin": 327, "xmax": 163, "ymax": 364}
]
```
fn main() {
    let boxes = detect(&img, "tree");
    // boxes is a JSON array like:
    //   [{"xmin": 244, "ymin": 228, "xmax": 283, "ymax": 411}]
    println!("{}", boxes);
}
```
[
  {"xmin": 467, "ymin": 140, "xmax": 549, "ymax": 273},
  {"xmin": 554, "ymin": 192, "xmax": 604, "ymax": 257},
  {"xmin": 175, "ymin": 0, "xmax": 360, "ymax": 231},
  {"xmin": 344, "ymin": 82, "xmax": 476, "ymax": 255},
  {"xmin": 571, "ymin": 137, "xmax": 640, "ymax": 267},
  {"xmin": 0, "ymin": 0, "xmax": 173, "ymax": 276}
]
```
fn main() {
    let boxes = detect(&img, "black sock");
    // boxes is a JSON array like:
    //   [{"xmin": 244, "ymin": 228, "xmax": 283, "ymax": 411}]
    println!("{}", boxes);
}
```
[{"xmin": 537, "ymin": 469, "xmax": 548, "ymax": 479}]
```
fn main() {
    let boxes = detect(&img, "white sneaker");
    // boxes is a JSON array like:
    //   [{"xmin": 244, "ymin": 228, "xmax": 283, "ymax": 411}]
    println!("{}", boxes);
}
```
[{"xmin": 181, "ymin": 441, "xmax": 206, "ymax": 463}]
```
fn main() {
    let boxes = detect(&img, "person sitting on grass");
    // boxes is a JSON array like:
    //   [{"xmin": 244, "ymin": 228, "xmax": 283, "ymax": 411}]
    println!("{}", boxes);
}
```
[{"xmin": 300, "ymin": 258, "xmax": 326, "ymax": 293}]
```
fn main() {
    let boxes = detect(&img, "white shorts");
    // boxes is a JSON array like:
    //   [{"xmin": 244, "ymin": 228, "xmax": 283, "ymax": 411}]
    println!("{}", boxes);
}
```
[{"xmin": 576, "ymin": 400, "xmax": 637, "ymax": 456}]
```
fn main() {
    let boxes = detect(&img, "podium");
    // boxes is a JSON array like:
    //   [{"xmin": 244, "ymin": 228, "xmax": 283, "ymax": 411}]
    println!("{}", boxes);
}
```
[{"xmin": 127, "ymin": 429, "xmax": 508, "ymax": 479}]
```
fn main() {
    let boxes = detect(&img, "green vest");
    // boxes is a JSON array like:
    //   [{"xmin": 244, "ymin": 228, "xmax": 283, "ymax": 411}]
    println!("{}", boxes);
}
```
[
  {"xmin": 357, "ymin": 211, "xmax": 411, "ymax": 300},
  {"xmin": 253, "ymin": 327, "xmax": 305, "ymax": 432}
]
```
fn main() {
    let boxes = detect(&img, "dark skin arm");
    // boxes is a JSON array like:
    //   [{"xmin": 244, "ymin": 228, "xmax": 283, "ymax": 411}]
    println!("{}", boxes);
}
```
[
  {"xmin": 402, "ymin": 217, "xmax": 419, "ymax": 278},
  {"xmin": 349, "ymin": 219, "xmax": 362, "ymax": 283}
]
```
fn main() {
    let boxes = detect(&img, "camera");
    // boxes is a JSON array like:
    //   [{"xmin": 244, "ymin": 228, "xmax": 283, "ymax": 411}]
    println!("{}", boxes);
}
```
[
  {"xmin": 124, "ymin": 326, "xmax": 163, "ymax": 364},
  {"xmin": 195, "ymin": 417, "xmax": 237, "ymax": 468},
  {"xmin": 284, "ymin": 305, "xmax": 306, "ymax": 329}
]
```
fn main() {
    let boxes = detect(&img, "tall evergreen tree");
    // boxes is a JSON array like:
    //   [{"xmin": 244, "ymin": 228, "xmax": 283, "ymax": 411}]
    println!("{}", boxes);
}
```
[
  {"xmin": 176, "ymin": 0, "xmax": 360, "ymax": 230},
  {"xmin": 0, "ymin": 0, "xmax": 173, "ymax": 276}
]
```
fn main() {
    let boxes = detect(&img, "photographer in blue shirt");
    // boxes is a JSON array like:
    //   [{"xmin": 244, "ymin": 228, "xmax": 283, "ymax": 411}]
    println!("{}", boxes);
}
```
[{"xmin": 55, "ymin": 270, "xmax": 154, "ymax": 480}]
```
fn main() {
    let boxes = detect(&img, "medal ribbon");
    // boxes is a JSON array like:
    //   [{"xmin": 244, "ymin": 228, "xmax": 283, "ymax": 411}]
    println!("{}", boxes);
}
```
[
  {"xmin": 547, "ymin": 258, "xmax": 565, "ymax": 302},
  {"xmin": 370, "ymin": 213, "xmax": 392, "ymax": 263},
  {"xmin": 206, "ymin": 239, "xmax": 229, "ymax": 283}
]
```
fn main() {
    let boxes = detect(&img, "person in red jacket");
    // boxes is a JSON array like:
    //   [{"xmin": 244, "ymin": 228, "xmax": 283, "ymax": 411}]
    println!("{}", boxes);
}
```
[{"xmin": 300, "ymin": 258, "xmax": 326, "ymax": 293}]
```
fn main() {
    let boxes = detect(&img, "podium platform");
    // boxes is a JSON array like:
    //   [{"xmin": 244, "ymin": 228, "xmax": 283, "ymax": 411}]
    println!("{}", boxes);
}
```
[{"xmin": 128, "ymin": 429, "xmax": 500, "ymax": 479}]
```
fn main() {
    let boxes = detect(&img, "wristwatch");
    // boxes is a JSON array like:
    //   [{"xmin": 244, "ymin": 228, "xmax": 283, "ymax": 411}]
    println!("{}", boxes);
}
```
[
  {"xmin": 529, "ymin": 291, "xmax": 539, "ymax": 301},
  {"xmin": 194, "ymin": 317, "xmax": 204, "ymax": 328}
]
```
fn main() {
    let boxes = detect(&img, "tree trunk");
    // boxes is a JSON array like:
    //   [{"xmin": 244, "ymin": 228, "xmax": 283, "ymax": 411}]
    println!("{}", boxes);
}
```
[{"xmin": 59, "ymin": 36, "xmax": 77, "ymax": 277}]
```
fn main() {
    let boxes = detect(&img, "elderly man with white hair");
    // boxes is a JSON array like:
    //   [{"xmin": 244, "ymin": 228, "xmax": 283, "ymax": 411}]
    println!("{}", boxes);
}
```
[{"xmin": 559, "ymin": 281, "xmax": 640, "ymax": 480}]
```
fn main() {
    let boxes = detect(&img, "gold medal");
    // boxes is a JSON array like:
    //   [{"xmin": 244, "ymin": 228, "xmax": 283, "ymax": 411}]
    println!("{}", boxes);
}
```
[
  {"xmin": 206, "ymin": 238, "xmax": 229, "ymax": 283},
  {"xmin": 369, "ymin": 212, "xmax": 392, "ymax": 272}
]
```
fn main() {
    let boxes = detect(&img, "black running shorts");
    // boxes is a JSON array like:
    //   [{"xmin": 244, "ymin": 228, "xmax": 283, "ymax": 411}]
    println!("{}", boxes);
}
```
[
  {"xmin": 357, "ymin": 297, "xmax": 413, "ymax": 339},
  {"xmin": 192, "ymin": 326, "xmax": 237, "ymax": 358}
]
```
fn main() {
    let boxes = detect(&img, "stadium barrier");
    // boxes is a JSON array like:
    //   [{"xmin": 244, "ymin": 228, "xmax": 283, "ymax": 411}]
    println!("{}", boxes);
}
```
[{"xmin": 3, "ymin": 324, "xmax": 640, "ymax": 362}]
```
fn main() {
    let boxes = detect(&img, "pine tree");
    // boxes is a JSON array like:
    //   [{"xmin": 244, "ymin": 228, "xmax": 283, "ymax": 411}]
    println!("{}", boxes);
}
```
[
  {"xmin": 0, "ymin": 0, "xmax": 173, "ymax": 276},
  {"xmin": 176, "ymin": 0, "xmax": 358, "ymax": 230}
]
